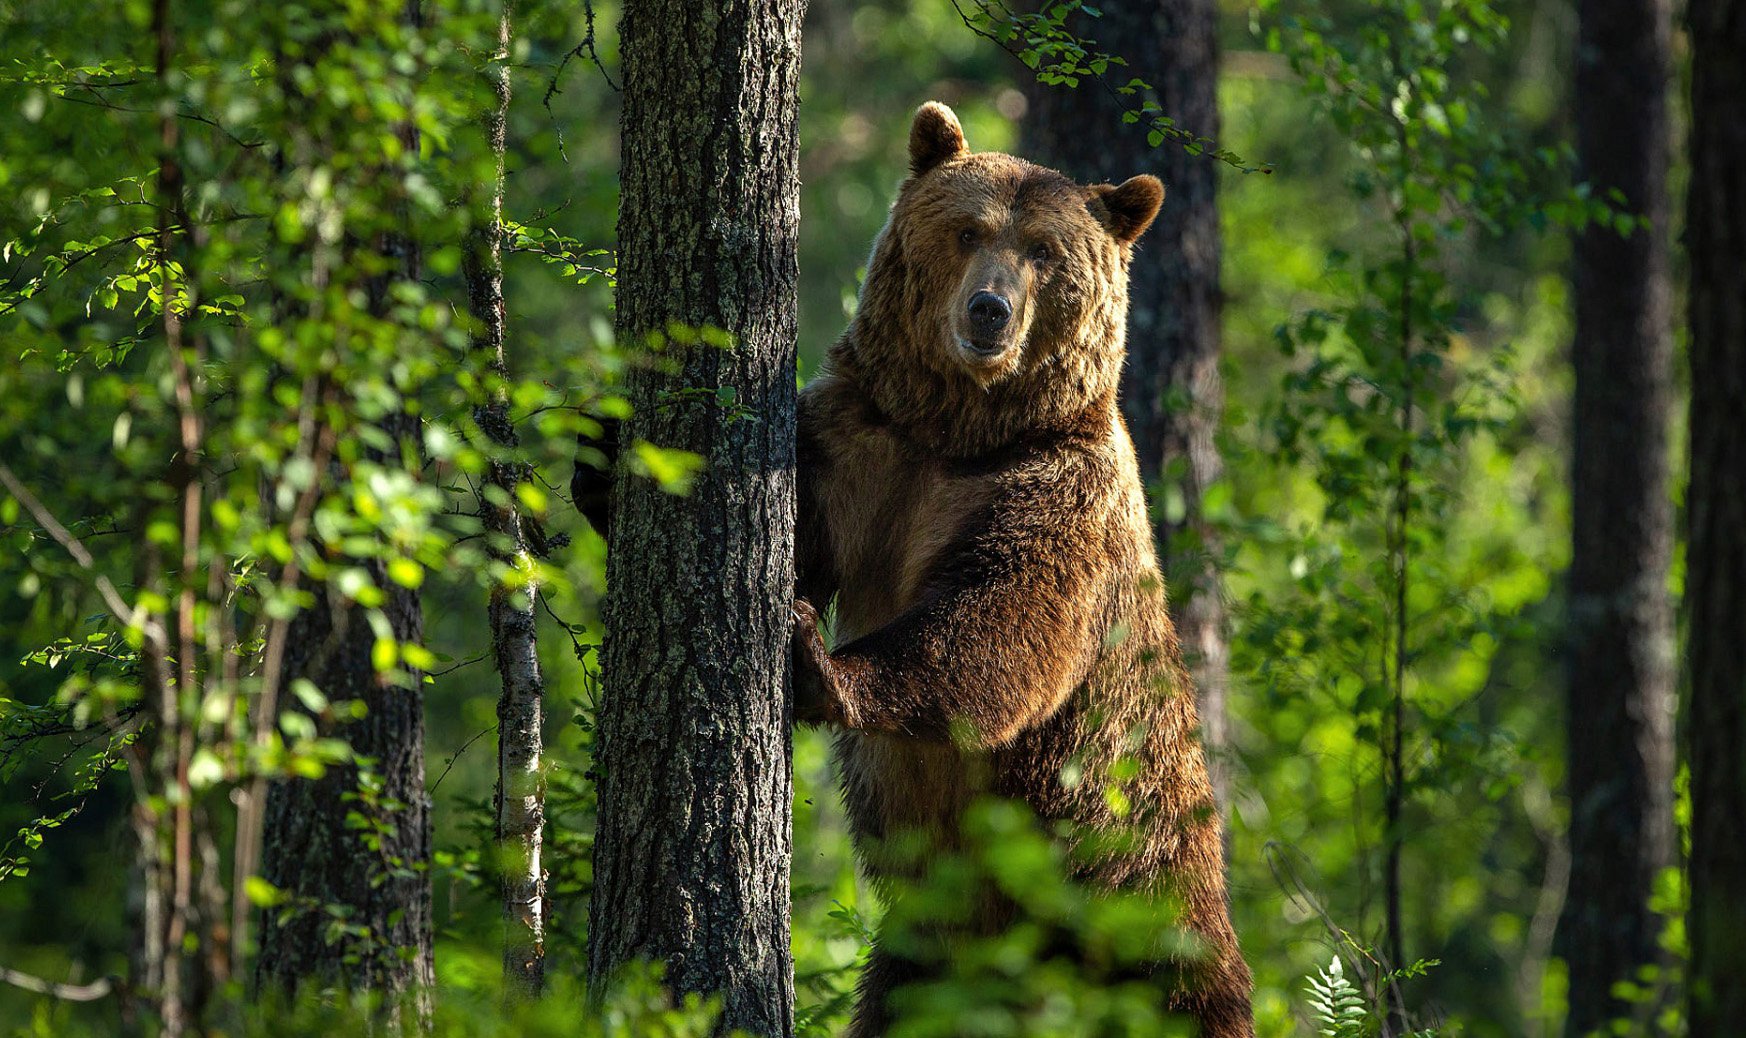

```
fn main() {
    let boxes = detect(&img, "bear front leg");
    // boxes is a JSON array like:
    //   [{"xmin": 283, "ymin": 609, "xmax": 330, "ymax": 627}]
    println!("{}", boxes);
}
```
[
  {"xmin": 792, "ymin": 598, "xmax": 857, "ymax": 727},
  {"xmin": 792, "ymin": 504, "xmax": 1109, "ymax": 746}
]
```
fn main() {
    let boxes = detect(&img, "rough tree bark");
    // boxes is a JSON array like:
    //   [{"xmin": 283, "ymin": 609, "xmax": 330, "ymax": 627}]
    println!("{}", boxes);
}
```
[
  {"xmin": 583, "ymin": 1, "xmax": 804, "ymax": 1035},
  {"xmin": 1554, "ymin": 0, "xmax": 1677, "ymax": 1030},
  {"xmin": 463, "ymin": 0, "xmax": 549, "ymax": 999},
  {"xmin": 1021, "ymin": 0, "xmax": 1229, "ymax": 803},
  {"xmin": 1685, "ymin": 0, "xmax": 1746, "ymax": 1026},
  {"xmin": 254, "ymin": 565, "xmax": 435, "ymax": 1015}
]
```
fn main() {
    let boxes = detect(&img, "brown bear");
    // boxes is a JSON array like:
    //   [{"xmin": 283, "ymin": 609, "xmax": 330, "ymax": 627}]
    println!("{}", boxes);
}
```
[{"xmin": 791, "ymin": 102, "xmax": 1254, "ymax": 1037}]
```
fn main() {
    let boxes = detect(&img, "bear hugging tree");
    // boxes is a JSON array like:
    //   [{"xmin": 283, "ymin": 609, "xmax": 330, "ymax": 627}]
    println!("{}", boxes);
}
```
[{"xmin": 792, "ymin": 102, "xmax": 1255, "ymax": 1037}]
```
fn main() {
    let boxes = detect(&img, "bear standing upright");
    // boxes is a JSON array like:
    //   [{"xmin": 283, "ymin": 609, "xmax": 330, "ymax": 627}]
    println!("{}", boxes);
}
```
[{"xmin": 792, "ymin": 102, "xmax": 1254, "ymax": 1036}]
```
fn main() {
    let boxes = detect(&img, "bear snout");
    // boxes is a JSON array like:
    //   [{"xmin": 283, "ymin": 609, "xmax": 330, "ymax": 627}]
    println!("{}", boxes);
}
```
[{"xmin": 967, "ymin": 291, "xmax": 1012, "ymax": 338}]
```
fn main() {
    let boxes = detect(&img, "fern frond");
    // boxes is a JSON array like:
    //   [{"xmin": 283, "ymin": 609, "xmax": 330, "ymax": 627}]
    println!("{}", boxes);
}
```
[{"xmin": 1304, "ymin": 954, "xmax": 1368, "ymax": 1038}]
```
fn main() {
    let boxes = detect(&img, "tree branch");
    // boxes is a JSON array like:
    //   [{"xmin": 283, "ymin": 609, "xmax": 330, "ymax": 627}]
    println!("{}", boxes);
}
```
[
  {"xmin": 0, "ymin": 965, "xmax": 116, "ymax": 1002},
  {"xmin": 0, "ymin": 463, "xmax": 154, "ymax": 643}
]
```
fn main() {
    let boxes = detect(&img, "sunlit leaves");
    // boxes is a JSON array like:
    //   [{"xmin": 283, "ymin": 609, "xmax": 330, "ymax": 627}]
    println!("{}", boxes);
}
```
[
  {"xmin": 0, "ymin": 0, "xmax": 639, "ymax": 923},
  {"xmin": 951, "ymin": 0, "xmax": 1265, "ymax": 171},
  {"xmin": 1225, "ymin": 0, "xmax": 1591, "ymax": 1016}
]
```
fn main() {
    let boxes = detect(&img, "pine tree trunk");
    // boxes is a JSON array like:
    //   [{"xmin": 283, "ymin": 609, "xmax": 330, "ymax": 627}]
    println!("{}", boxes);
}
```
[
  {"xmin": 1685, "ymin": 0, "xmax": 1746, "ymax": 1025},
  {"xmin": 464, "ymin": 0, "xmax": 548, "ymax": 999},
  {"xmin": 1555, "ymin": 0, "xmax": 1677, "ymax": 1030},
  {"xmin": 1021, "ymin": 0, "xmax": 1229, "ymax": 802},
  {"xmin": 584, "ymin": 2, "xmax": 804, "ymax": 1035}
]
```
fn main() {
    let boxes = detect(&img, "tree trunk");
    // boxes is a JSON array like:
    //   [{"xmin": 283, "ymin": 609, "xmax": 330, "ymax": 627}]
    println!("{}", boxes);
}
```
[
  {"xmin": 254, "ymin": 563, "xmax": 435, "ymax": 1018},
  {"xmin": 1021, "ymin": 0, "xmax": 1229, "ymax": 803},
  {"xmin": 464, "ymin": 0, "xmax": 549, "ymax": 999},
  {"xmin": 1685, "ymin": 0, "xmax": 1746, "ymax": 1025},
  {"xmin": 1554, "ymin": 0, "xmax": 1677, "ymax": 1031},
  {"xmin": 125, "ymin": 3, "xmax": 234, "ymax": 1030},
  {"xmin": 584, "ymin": 2, "xmax": 804, "ymax": 1035},
  {"xmin": 254, "ymin": 2, "xmax": 434, "ymax": 1020}
]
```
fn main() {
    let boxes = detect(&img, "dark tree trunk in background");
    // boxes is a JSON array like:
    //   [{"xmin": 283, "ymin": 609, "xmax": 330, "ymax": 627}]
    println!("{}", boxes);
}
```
[
  {"xmin": 1022, "ymin": 0, "xmax": 1229, "ymax": 802},
  {"xmin": 255, "ymin": 3, "xmax": 434, "ymax": 1019},
  {"xmin": 1555, "ymin": 0, "xmax": 1676, "ymax": 1029},
  {"xmin": 255, "ymin": 557, "xmax": 435, "ymax": 1016},
  {"xmin": 584, "ymin": 1, "xmax": 804, "ymax": 1034},
  {"xmin": 1686, "ymin": 0, "xmax": 1746, "ymax": 1026}
]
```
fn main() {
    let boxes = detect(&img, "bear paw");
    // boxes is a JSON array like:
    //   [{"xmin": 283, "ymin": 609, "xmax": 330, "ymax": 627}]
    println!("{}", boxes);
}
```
[{"xmin": 791, "ymin": 598, "xmax": 857, "ymax": 728}]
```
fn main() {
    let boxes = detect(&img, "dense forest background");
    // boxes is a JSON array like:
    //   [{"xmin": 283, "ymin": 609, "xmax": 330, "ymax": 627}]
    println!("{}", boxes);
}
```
[{"xmin": 0, "ymin": 0, "xmax": 1737, "ymax": 1035}]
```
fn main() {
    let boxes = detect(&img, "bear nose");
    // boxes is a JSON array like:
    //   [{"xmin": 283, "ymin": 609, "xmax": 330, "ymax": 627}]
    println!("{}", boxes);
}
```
[{"xmin": 967, "ymin": 291, "xmax": 1012, "ymax": 336}]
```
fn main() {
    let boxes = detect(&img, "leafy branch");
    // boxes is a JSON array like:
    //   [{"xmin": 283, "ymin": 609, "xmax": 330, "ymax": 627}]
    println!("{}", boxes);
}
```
[{"xmin": 949, "ymin": 0, "xmax": 1270, "ymax": 172}]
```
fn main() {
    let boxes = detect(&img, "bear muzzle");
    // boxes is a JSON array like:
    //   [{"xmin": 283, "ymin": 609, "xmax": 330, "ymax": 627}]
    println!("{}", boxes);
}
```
[
  {"xmin": 955, "ymin": 291, "xmax": 1022, "ymax": 369},
  {"xmin": 967, "ymin": 291, "xmax": 1012, "ymax": 338}
]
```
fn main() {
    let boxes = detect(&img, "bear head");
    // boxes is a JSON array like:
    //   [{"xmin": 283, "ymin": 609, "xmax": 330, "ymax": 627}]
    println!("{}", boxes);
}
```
[{"xmin": 839, "ymin": 101, "xmax": 1164, "ymax": 455}]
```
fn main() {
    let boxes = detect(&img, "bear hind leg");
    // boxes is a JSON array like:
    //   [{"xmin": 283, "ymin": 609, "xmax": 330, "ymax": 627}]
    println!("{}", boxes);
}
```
[{"xmin": 845, "ymin": 945, "xmax": 931, "ymax": 1038}]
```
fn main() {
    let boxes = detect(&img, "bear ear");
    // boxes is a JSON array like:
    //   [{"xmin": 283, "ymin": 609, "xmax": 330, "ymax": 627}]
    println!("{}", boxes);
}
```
[
  {"xmin": 909, "ymin": 101, "xmax": 969, "ymax": 176},
  {"xmin": 1089, "ymin": 175, "xmax": 1165, "ymax": 244}
]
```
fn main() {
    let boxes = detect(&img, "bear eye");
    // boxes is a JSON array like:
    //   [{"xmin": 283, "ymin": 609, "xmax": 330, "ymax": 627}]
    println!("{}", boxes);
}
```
[
  {"xmin": 1029, "ymin": 242, "xmax": 1053, "ymax": 265},
  {"xmin": 958, "ymin": 228, "xmax": 978, "ymax": 247}
]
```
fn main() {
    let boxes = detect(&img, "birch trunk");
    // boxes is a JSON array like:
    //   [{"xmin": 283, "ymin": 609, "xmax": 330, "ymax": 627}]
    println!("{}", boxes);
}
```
[{"xmin": 464, "ymin": 0, "xmax": 549, "ymax": 999}]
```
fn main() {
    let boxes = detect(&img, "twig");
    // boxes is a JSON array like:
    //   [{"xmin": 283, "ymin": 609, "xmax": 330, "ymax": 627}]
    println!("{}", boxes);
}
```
[
  {"xmin": 59, "ymin": 86, "xmax": 265, "ymax": 150},
  {"xmin": 431, "ymin": 651, "xmax": 491, "ymax": 677},
  {"xmin": 542, "ymin": 0, "xmax": 617, "ymax": 163},
  {"xmin": 430, "ymin": 723, "xmax": 497, "ymax": 794},
  {"xmin": 0, "ymin": 965, "xmax": 116, "ymax": 1002},
  {"xmin": 536, "ymin": 591, "xmax": 593, "ymax": 662},
  {"xmin": 0, "ymin": 463, "xmax": 154, "ymax": 644},
  {"xmin": 947, "ymin": 0, "xmax": 1268, "ymax": 172}
]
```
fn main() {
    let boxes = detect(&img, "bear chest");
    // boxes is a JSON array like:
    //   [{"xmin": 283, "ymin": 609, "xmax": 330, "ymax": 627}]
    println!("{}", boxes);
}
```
[{"xmin": 817, "ymin": 433, "xmax": 988, "ymax": 643}]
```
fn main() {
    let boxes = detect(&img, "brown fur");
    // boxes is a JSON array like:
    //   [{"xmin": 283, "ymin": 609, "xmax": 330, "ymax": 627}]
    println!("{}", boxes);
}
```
[{"xmin": 792, "ymin": 102, "xmax": 1254, "ymax": 1036}]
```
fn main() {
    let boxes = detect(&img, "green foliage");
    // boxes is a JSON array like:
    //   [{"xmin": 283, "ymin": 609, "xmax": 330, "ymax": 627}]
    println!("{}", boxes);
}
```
[
  {"xmin": 0, "ymin": 0, "xmax": 1690, "ymax": 1036},
  {"xmin": 860, "ymin": 797, "xmax": 1200, "ymax": 1038},
  {"xmin": 1303, "ymin": 951, "xmax": 1445, "ymax": 1038},
  {"xmin": 1, "ymin": 966, "xmax": 723, "ymax": 1038},
  {"xmin": 0, "ymin": 0, "xmax": 629, "ymax": 1022},
  {"xmin": 949, "ymin": 0, "xmax": 1265, "ymax": 170},
  {"xmin": 1217, "ymin": 0, "xmax": 1618, "ymax": 1031}
]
